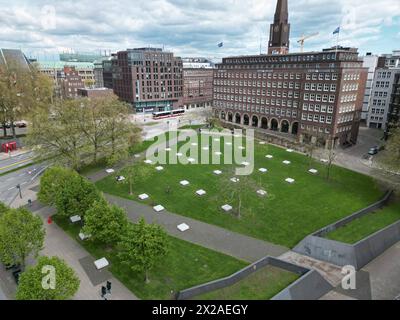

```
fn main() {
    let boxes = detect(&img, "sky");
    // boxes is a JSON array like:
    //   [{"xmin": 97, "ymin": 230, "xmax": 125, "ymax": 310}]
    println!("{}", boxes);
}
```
[{"xmin": 0, "ymin": 0, "xmax": 399, "ymax": 62}]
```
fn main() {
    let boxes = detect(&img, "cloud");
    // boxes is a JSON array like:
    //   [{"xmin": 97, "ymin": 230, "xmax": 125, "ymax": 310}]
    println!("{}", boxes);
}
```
[{"xmin": 0, "ymin": 0, "xmax": 399, "ymax": 60}]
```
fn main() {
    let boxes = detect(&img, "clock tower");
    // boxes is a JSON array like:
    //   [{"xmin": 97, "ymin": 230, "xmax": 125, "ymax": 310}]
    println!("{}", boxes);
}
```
[{"xmin": 268, "ymin": 0, "xmax": 290, "ymax": 55}]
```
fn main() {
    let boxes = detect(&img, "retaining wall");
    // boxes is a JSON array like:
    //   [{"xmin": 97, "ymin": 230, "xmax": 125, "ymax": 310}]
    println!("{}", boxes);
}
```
[
  {"xmin": 176, "ymin": 256, "xmax": 332, "ymax": 300},
  {"xmin": 293, "ymin": 191, "xmax": 400, "ymax": 269}
]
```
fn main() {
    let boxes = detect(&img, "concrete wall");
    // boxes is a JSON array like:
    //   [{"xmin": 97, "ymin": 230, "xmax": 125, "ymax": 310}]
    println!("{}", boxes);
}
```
[
  {"xmin": 293, "ymin": 191, "xmax": 400, "ymax": 269},
  {"xmin": 176, "ymin": 256, "xmax": 332, "ymax": 300}
]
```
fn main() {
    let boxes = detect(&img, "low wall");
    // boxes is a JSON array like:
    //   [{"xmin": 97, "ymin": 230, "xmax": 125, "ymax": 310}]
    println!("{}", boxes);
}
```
[
  {"xmin": 176, "ymin": 256, "xmax": 332, "ymax": 300},
  {"xmin": 293, "ymin": 191, "xmax": 400, "ymax": 269}
]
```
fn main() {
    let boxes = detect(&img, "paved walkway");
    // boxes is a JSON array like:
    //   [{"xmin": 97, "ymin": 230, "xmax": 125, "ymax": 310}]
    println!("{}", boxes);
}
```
[
  {"xmin": 105, "ymin": 194, "xmax": 288, "ymax": 263},
  {"xmin": 32, "ymin": 205, "xmax": 138, "ymax": 300}
]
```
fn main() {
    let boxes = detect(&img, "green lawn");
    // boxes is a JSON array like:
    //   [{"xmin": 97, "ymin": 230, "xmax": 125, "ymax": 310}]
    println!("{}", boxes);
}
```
[
  {"xmin": 195, "ymin": 265, "xmax": 299, "ymax": 300},
  {"xmin": 53, "ymin": 215, "xmax": 247, "ymax": 300},
  {"xmin": 325, "ymin": 201, "xmax": 400, "ymax": 244},
  {"xmin": 96, "ymin": 131, "xmax": 384, "ymax": 248}
]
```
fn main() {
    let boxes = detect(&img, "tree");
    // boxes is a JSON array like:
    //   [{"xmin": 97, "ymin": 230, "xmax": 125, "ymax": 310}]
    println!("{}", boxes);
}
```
[
  {"xmin": 16, "ymin": 256, "xmax": 80, "ymax": 300},
  {"xmin": 381, "ymin": 127, "xmax": 400, "ymax": 172},
  {"xmin": 38, "ymin": 166, "xmax": 101, "ymax": 218},
  {"xmin": 124, "ymin": 164, "xmax": 153, "ymax": 195},
  {"xmin": 0, "ymin": 207, "xmax": 45, "ymax": 270},
  {"xmin": 0, "ymin": 61, "xmax": 52, "ymax": 138},
  {"xmin": 0, "ymin": 202, "xmax": 8, "ymax": 215},
  {"xmin": 82, "ymin": 197, "xmax": 128, "ymax": 244},
  {"xmin": 118, "ymin": 218, "xmax": 168, "ymax": 283}
]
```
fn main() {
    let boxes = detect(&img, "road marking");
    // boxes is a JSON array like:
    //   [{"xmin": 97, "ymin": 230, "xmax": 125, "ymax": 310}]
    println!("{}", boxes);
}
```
[
  {"xmin": 21, "ymin": 181, "xmax": 28, "ymax": 186},
  {"xmin": 7, "ymin": 187, "xmax": 15, "ymax": 191},
  {"xmin": 0, "ymin": 157, "xmax": 33, "ymax": 171}
]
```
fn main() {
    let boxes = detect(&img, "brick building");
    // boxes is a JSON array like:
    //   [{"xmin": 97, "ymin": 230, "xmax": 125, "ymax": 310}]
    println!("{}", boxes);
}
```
[
  {"xmin": 77, "ymin": 87, "xmax": 114, "ymax": 98},
  {"xmin": 112, "ymin": 48, "xmax": 183, "ymax": 113},
  {"xmin": 58, "ymin": 66, "xmax": 85, "ymax": 99},
  {"xmin": 182, "ymin": 58, "xmax": 214, "ymax": 110},
  {"xmin": 212, "ymin": 0, "xmax": 367, "ymax": 147}
]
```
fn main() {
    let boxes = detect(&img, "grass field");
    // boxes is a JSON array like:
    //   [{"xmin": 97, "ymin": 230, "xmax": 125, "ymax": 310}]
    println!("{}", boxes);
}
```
[
  {"xmin": 96, "ymin": 131, "xmax": 384, "ymax": 248},
  {"xmin": 53, "ymin": 215, "xmax": 247, "ymax": 300},
  {"xmin": 195, "ymin": 265, "xmax": 299, "ymax": 300},
  {"xmin": 325, "ymin": 200, "xmax": 400, "ymax": 244}
]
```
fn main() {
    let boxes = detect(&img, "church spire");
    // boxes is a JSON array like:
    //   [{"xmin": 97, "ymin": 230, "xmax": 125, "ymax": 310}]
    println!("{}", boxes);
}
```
[{"xmin": 268, "ymin": 0, "xmax": 290, "ymax": 55}]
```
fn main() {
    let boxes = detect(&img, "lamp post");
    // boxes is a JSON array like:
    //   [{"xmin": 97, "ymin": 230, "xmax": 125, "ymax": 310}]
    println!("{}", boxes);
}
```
[{"xmin": 16, "ymin": 184, "xmax": 22, "ymax": 199}]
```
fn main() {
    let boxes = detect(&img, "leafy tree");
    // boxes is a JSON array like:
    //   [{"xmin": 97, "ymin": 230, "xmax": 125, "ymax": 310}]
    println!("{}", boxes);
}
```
[
  {"xmin": 82, "ymin": 197, "xmax": 128, "ymax": 244},
  {"xmin": 0, "ymin": 202, "xmax": 8, "ymax": 215},
  {"xmin": 381, "ymin": 127, "xmax": 400, "ymax": 172},
  {"xmin": 124, "ymin": 164, "xmax": 153, "ymax": 195},
  {"xmin": 16, "ymin": 256, "xmax": 80, "ymax": 300},
  {"xmin": 0, "ymin": 208, "xmax": 45, "ymax": 270},
  {"xmin": 118, "ymin": 218, "xmax": 168, "ymax": 283},
  {"xmin": 38, "ymin": 166, "xmax": 101, "ymax": 218}
]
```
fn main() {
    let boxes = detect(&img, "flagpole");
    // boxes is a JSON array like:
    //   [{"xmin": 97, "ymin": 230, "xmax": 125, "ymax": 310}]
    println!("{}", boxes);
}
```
[{"xmin": 335, "ymin": 26, "xmax": 340, "ymax": 61}]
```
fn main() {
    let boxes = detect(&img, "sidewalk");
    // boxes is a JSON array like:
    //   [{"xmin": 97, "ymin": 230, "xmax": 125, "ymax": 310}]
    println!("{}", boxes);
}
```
[
  {"xmin": 105, "ymin": 194, "xmax": 288, "ymax": 263},
  {"xmin": 0, "ymin": 148, "xmax": 30, "ymax": 161}
]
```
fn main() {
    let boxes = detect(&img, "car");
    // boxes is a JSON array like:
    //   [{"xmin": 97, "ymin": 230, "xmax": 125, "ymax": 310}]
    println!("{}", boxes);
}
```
[
  {"xmin": 15, "ymin": 122, "xmax": 27, "ymax": 128},
  {"xmin": 368, "ymin": 147, "xmax": 378, "ymax": 155}
]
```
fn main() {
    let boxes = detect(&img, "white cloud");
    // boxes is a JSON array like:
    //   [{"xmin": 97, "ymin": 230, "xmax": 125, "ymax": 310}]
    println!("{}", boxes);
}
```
[{"xmin": 0, "ymin": 0, "xmax": 399, "ymax": 59}]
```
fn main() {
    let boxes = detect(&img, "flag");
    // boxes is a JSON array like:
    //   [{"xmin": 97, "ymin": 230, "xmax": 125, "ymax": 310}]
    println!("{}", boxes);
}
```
[
  {"xmin": 333, "ymin": 27, "xmax": 340, "ymax": 35},
  {"xmin": 217, "ymin": 42, "xmax": 223, "ymax": 48}
]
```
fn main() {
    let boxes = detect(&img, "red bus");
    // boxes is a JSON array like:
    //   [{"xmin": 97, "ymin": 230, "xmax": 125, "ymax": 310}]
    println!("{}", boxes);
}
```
[{"xmin": 152, "ymin": 109, "xmax": 185, "ymax": 120}]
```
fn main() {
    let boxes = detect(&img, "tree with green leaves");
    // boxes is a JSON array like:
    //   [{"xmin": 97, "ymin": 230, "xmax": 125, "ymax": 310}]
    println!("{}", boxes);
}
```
[
  {"xmin": 38, "ymin": 166, "xmax": 101, "ymax": 218},
  {"xmin": 82, "ymin": 197, "xmax": 128, "ymax": 244},
  {"xmin": 118, "ymin": 218, "xmax": 169, "ymax": 283},
  {"xmin": 381, "ymin": 126, "xmax": 400, "ymax": 172},
  {"xmin": 0, "ymin": 207, "xmax": 45, "ymax": 270},
  {"xmin": 124, "ymin": 164, "xmax": 153, "ymax": 195},
  {"xmin": 16, "ymin": 256, "xmax": 80, "ymax": 300}
]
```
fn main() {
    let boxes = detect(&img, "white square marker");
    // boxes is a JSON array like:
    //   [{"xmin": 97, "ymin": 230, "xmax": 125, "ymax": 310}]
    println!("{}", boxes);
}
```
[
  {"xmin": 177, "ymin": 223, "xmax": 190, "ymax": 232},
  {"xmin": 94, "ymin": 257, "xmax": 109, "ymax": 270},
  {"xmin": 309, "ymin": 169, "xmax": 318, "ymax": 174},
  {"xmin": 165, "ymin": 148, "xmax": 171, "ymax": 151},
  {"xmin": 153, "ymin": 205, "xmax": 165, "ymax": 212},
  {"xmin": 79, "ymin": 232, "xmax": 91, "ymax": 241},
  {"xmin": 215, "ymin": 152, "xmax": 222, "ymax": 156},
  {"xmin": 259, "ymin": 141, "xmax": 266, "ymax": 145},
  {"xmin": 234, "ymin": 134, "xmax": 241, "ymax": 138},
  {"xmin": 202, "ymin": 147, "xmax": 209, "ymax": 150},
  {"xmin": 134, "ymin": 154, "xmax": 140, "ymax": 158},
  {"xmin": 230, "ymin": 177, "xmax": 240, "ymax": 183},
  {"xmin": 266, "ymin": 155, "xmax": 273, "ymax": 159},
  {"xmin": 259, "ymin": 168, "xmax": 268, "ymax": 173},
  {"xmin": 187, "ymin": 158, "xmax": 195, "ymax": 163},
  {"xmin": 196, "ymin": 189, "xmax": 206, "ymax": 196},
  {"xmin": 70, "ymin": 215, "xmax": 81, "ymax": 223},
  {"xmin": 214, "ymin": 138, "xmax": 220, "ymax": 142},
  {"xmin": 144, "ymin": 159, "xmax": 153, "ymax": 164},
  {"xmin": 213, "ymin": 170, "xmax": 222, "ymax": 175},
  {"xmin": 257, "ymin": 190, "xmax": 267, "ymax": 196},
  {"xmin": 116, "ymin": 176, "xmax": 126, "ymax": 181},
  {"xmin": 225, "ymin": 142, "xmax": 232, "ymax": 146},
  {"xmin": 138, "ymin": 193, "xmax": 149, "ymax": 200},
  {"xmin": 282, "ymin": 160, "xmax": 291, "ymax": 165},
  {"xmin": 286, "ymin": 149, "xmax": 294, "ymax": 153},
  {"xmin": 238, "ymin": 146, "xmax": 245, "ymax": 150},
  {"xmin": 191, "ymin": 143, "xmax": 198, "ymax": 146},
  {"xmin": 241, "ymin": 161, "xmax": 250, "ymax": 166},
  {"xmin": 285, "ymin": 178, "xmax": 295, "ymax": 184},
  {"xmin": 176, "ymin": 153, "xmax": 183, "ymax": 157},
  {"xmin": 221, "ymin": 204, "xmax": 233, "ymax": 212},
  {"xmin": 321, "ymin": 159, "xmax": 328, "ymax": 163},
  {"xmin": 106, "ymin": 169, "xmax": 115, "ymax": 173},
  {"xmin": 155, "ymin": 166, "xmax": 164, "ymax": 171},
  {"xmin": 180, "ymin": 180, "xmax": 190, "ymax": 186}
]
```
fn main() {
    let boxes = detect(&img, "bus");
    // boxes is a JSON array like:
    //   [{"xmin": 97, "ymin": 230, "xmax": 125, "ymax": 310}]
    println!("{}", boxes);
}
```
[{"xmin": 152, "ymin": 109, "xmax": 185, "ymax": 120}]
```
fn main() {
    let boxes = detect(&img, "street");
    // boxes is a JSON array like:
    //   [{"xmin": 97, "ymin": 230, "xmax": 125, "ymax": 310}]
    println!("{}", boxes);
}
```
[{"xmin": 0, "ymin": 151, "xmax": 34, "ymax": 175}]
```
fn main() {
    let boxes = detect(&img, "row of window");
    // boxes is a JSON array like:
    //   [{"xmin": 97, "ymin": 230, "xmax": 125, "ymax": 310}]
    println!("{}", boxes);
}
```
[
  {"xmin": 214, "ymin": 71, "xmax": 302, "ymax": 80},
  {"xmin": 301, "ymin": 113, "xmax": 333, "ymax": 124},
  {"xmin": 214, "ymin": 80, "xmax": 302, "ymax": 89},
  {"xmin": 370, "ymin": 108, "xmax": 385, "ymax": 115},
  {"xmin": 375, "ymin": 81, "xmax": 390, "ymax": 88},
  {"xmin": 304, "ymin": 83, "xmax": 337, "ymax": 92},
  {"xmin": 213, "ymin": 95, "xmax": 300, "ymax": 107},
  {"xmin": 376, "ymin": 71, "xmax": 393, "ymax": 79},
  {"xmin": 305, "ymin": 73, "xmax": 338, "ymax": 81},
  {"xmin": 300, "ymin": 124, "xmax": 331, "ymax": 134},
  {"xmin": 336, "ymin": 125, "xmax": 352, "ymax": 134},
  {"xmin": 373, "ymin": 91, "xmax": 388, "ymax": 98},
  {"xmin": 340, "ymin": 94, "xmax": 357, "ymax": 103},
  {"xmin": 302, "ymin": 103, "xmax": 334, "ymax": 113},
  {"xmin": 342, "ymin": 83, "xmax": 359, "ymax": 92},
  {"xmin": 338, "ymin": 104, "xmax": 356, "ymax": 114},
  {"xmin": 337, "ymin": 114, "xmax": 355, "ymax": 124},
  {"xmin": 214, "ymin": 101, "xmax": 298, "ymax": 118},
  {"xmin": 304, "ymin": 93, "xmax": 336, "ymax": 103},
  {"xmin": 372, "ymin": 99, "xmax": 387, "ymax": 106},
  {"xmin": 213, "ymin": 89, "xmax": 301, "ymax": 99}
]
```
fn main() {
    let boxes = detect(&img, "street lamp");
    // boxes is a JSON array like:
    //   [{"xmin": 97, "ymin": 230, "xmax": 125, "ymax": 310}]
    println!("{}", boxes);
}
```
[{"xmin": 16, "ymin": 184, "xmax": 22, "ymax": 199}]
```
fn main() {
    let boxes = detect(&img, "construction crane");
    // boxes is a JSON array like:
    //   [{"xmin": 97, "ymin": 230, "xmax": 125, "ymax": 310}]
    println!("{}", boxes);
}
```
[{"xmin": 297, "ymin": 32, "xmax": 319, "ymax": 53}]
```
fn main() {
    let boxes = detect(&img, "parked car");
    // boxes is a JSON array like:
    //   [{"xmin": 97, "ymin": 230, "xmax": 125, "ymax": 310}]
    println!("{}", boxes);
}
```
[
  {"xmin": 368, "ymin": 147, "xmax": 379, "ymax": 155},
  {"xmin": 15, "ymin": 121, "xmax": 27, "ymax": 128}
]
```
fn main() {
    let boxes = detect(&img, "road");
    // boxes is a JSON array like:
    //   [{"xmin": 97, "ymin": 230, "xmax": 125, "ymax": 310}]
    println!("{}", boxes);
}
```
[
  {"xmin": 0, "ymin": 162, "xmax": 47, "ymax": 205},
  {"xmin": 0, "ymin": 151, "xmax": 34, "ymax": 175}
]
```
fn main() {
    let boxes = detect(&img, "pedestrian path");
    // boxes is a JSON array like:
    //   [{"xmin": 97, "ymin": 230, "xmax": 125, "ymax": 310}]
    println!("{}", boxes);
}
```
[{"xmin": 105, "ymin": 194, "xmax": 288, "ymax": 263}]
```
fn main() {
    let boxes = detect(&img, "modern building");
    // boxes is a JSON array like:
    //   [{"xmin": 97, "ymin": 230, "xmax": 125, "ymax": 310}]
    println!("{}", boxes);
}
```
[
  {"xmin": 102, "ymin": 54, "xmax": 116, "ymax": 89},
  {"xmin": 60, "ymin": 52, "xmax": 108, "ymax": 63},
  {"xmin": 112, "ymin": 48, "xmax": 183, "ymax": 113},
  {"xmin": 182, "ymin": 58, "xmax": 214, "ymax": 110},
  {"xmin": 93, "ymin": 57, "xmax": 113, "ymax": 88},
  {"xmin": 213, "ymin": 0, "xmax": 367, "ymax": 147},
  {"xmin": 387, "ymin": 73, "xmax": 400, "ymax": 132},
  {"xmin": 58, "ymin": 66, "xmax": 85, "ymax": 99},
  {"xmin": 360, "ymin": 53, "xmax": 379, "ymax": 122},
  {"xmin": 77, "ymin": 87, "xmax": 114, "ymax": 98}
]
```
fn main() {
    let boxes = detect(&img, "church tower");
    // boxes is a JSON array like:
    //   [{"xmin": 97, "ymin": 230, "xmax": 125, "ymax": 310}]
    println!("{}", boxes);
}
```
[{"xmin": 268, "ymin": 0, "xmax": 290, "ymax": 55}]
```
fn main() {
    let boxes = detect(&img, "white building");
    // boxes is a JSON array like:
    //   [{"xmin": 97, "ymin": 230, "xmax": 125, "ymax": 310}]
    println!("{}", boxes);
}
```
[{"xmin": 361, "ymin": 53, "xmax": 379, "ymax": 121}]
